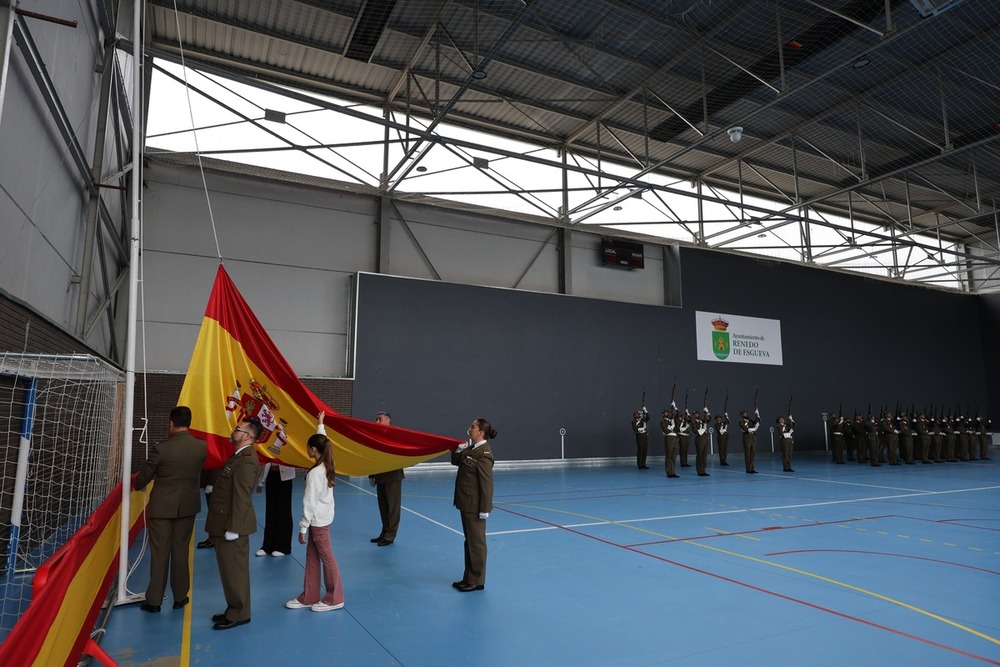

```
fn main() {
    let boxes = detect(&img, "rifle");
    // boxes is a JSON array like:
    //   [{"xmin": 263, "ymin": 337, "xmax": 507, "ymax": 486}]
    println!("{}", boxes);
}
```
[
  {"xmin": 703, "ymin": 388, "xmax": 709, "ymax": 414},
  {"xmin": 788, "ymin": 395, "xmax": 793, "ymax": 418},
  {"xmin": 670, "ymin": 379, "xmax": 677, "ymax": 410},
  {"xmin": 838, "ymin": 402, "xmax": 843, "ymax": 420},
  {"xmin": 641, "ymin": 386, "xmax": 646, "ymax": 412},
  {"xmin": 683, "ymin": 388, "xmax": 689, "ymax": 414},
  {"xmin": 753, "ymin": 388, "xmax": 759, "ymax": 421},
  {"xmin": 723, "ymin": 392, "xmax": 729, "ymax": 416},
  {"xmin": 867, "ymin": 402, "xmax": 871, "ymax": 419}
]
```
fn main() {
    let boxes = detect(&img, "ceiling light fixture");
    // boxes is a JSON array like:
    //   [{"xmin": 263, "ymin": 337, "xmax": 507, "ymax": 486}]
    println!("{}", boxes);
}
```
[
  {"xmin": 852, "ymin": 56, "xmax": 871, "ymax": 69},
  {"xmin": 416, "ymin": 166, "xmax": 427, "ymax": 172},
  {"xmin": 727, "ymin": 126, "xmax": 743, "ymax": 143},
  {"xmin": 472, "ymin": 69, "xmax": 487, "ymax": 80},
  {"xmin": 613, "ymin": 206, "xmax": 623, "ymax": 211}
]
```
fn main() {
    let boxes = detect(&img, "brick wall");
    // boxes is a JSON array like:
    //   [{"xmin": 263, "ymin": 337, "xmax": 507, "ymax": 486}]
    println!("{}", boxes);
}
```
[{"xmin": 0, "ymin": 294, "xmax": 97, "ymax": 356}]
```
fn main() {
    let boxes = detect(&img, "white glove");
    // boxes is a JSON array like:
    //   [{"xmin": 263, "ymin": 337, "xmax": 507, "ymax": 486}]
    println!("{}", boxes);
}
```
[
  {"xmin": 478, "ymin": 512, "xmax": 490, "ymax": 520},
  {"xmin": 788, "ymin": 414, "xmax": 793, "ymax": 421},
  {"xmin": 205, "ymin": 485, "xmax": 213, "ymax": 494},
  {"xmin": 224, "ymin": 531, "xmax": 238, "ymax": 541},
  {"xmin": 755, "ymin": 409, "xmax": 760, "ymax": 416},
  {"xmin": 456, "ymin": 440, "xmax": 472, "ymax": 452}
]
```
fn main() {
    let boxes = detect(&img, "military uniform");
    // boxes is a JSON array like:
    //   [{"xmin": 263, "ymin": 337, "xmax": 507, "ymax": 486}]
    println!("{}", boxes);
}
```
[
  {"xmin": 829, "ymin": 415, "xmax": 845, "ymax": 464},
  {"xmin": 206, "ymin": 444, "xmax": 261, "ymax": 624},
  {"xmin": 452, "ymin": 440, "xmax": 494, "ymax": 588},
  {"xmin": 897, "ymin": 412, "xmax": 915, "ymax": 464},
  {"xmin": 878, "ymin": 414, "xmax": 899, "ymax": 465},
  {"xmin": 739, "ymin": 411, "xmax": 759, "ymax": 474},
  {"xmin": 715, "ymin": 414, "xmax": 730, "ymax": 466},
  {"xmin": 693, "ymin": 411, "xmax": 710, "ymax": 476},
  {"xmin": 661, "ymin": 412, "xmax": 680, "ymax": 478},
  {"xmin": 915, "ymin": 414, "xmax": 931, "ymax": 463},
  {"xmin": 944, "ymin": 416, "xmax": 958, "ymax": 461},
  {"xmin": 930, "ymin": 416, "xmax": 944, "ymax": 462},
  {"xmin": 957, "ymin": 417, "xmax": 971, "ymax": 461},
  {"xmin": 979, "ymin": 418, "xmax": 992, "ymax": 460},
  {"xmin": 632, "ymin": 409, "xmax": 650, "ymax": 469},
  {"xmin": 853, "ymin": 416, "xmax": 867, "ymax": 463},
  {"xmin": 678, "ymin": 411, "xmax": 691, "ymax": 467},
  {"xmin": 778, "ymin": 417, "xmax": 795, "ymax": 472},
  {"xmin": 134, "ymin": 430, "xmax": 207, "ymax": 608},
  {"xmin": 865, "ymin": 416, "xmax": 881, "ymax": 466},
  {"xmin": 370, "ymin": 468, "xmax": 405, "ymax": 543}
]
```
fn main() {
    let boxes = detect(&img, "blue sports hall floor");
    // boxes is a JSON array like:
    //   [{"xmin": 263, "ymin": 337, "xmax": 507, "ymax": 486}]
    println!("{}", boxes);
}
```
[{"xmin": 99, "ymin": 451, "xmax": 1000, "ymax": 667}]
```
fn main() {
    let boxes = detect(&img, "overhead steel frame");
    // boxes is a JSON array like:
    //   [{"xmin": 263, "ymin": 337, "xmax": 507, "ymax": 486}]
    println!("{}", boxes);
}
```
[
  {"xmin": 5, "ymin": 3, "xmax": 136, "ymax": 360},
  {"xmin": 142, "ymin": 1, "xmax": 1000, "ymax": 292}
]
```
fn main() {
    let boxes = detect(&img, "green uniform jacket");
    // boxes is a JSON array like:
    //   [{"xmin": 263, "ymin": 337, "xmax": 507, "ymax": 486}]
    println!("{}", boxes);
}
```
[
  {"xmin": 452, "ymin": 442, "xmax": 494, "ymax": 514},
  {"xmin": 205, "ymin": 446, "xmax": 261, "ymax": 537},
  {"xmin": 134, "ymin": 431, "xmax": 207, "ymax": 519}
]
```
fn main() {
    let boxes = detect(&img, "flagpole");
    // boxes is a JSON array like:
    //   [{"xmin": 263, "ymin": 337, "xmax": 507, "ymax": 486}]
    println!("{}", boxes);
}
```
[{"xmin": 118, "ymin": 0, "xmax": 144, "ymax": 605}]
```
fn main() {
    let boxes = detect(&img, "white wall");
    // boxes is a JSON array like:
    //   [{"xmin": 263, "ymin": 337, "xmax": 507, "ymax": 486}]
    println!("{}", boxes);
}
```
[{"xmin": 138, "ymin": 159, "xmax": 672, "ymax": 375}]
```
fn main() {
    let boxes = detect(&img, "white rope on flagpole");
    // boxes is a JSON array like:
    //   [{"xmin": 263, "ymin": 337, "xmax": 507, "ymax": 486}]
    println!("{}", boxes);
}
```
[{"xmin": 171, "ymin": 0, "xmax": 223, "ymax": 263}]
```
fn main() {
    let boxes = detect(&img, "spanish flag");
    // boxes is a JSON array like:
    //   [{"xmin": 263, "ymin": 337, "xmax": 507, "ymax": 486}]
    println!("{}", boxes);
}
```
[{"xmin": 179, "ymin": 265, "xmax": 462, "ymax": 473}]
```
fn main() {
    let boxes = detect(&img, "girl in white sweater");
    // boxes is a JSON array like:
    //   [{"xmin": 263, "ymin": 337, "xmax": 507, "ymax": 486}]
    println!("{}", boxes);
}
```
[{"xmin": 285, "ymin": 413, "xmax": 344, "ymax": 612}]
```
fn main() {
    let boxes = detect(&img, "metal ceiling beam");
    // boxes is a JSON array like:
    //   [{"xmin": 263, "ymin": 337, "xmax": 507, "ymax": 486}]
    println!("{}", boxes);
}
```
[{"xmin": 384, "ymin": 1, "xmax": 539, "ymax": 191}]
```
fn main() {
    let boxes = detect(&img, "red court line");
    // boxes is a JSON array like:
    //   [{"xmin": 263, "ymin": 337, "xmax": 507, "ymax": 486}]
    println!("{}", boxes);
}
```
[
  {"xmin": 627, "ymin": 515, "xmax": 892, "ymax": 547},
  {"xmin": 498, "ymin": 506, "xmax": 1000, "ymax": 665},
  {"xmin": 765, "ymin": 549, "xmax": 1000, "ymax": 575}
]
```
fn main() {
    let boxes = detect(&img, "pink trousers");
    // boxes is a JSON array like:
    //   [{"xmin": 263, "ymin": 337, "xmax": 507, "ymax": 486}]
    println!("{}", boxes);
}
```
[{"xmin": 295, "ymin": 525, "xmax": 344, "ymax": 606}]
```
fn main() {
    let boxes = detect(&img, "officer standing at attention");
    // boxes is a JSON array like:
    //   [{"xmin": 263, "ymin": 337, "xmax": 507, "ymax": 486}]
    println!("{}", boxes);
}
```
[
  {"xmin": 739, "ymin": 409, "xmax": 759, "ymax": 474},
  {"xmin": 632, "ymin": 408, "xmax": 650, "ymax": 470},
  {"xmin": 853, "ymin": 414, "xmax": 867, "ymax": 464},
  {"xmin": 715, "ymin": 413, "xmax": 730, "ymax": 466},
  {"xmin": 369, "ymin": 411, "xmax": 405, "ymax": 546},
  {"xmin": 828, "ymin": 413, "xmax": 845, "ymax": 464},
  {"xmin": 777, "ymin": 414, "xmax": 795, "ymax": 472},
  {"xmin": 693, "ymin": 410, "xmax": 710, "ymax": 477},
  {"xmin": 879, "ymin": 412, "xmax": 900, "ymax": 465},
  {"xmin": 661, "ymin": 409, "xmax": 680, "ymax": 478},
  {"xmin": 898, "ymin": 411, "xmax": 915, "ymax": 464}
]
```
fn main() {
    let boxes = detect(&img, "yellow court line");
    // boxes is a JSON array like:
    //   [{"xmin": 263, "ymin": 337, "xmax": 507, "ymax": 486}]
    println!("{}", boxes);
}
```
[
  {"xmin": 508, "ymin": 502, "xmax": 1000, "ymax": 647},
  {"xmin": 705, "ymin": 526, "xmax": 759, "ymax": 541},
  {"xmin": 181, "ymin": 535, "xmax": 194, "ymax": 667}
]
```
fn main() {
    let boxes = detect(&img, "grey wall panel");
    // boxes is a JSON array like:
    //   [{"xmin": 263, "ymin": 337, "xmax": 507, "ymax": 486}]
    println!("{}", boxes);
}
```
[
  {"xmin": 353, "ymin": 247, "xmax": 990, "ymax": 462},
  {"xmin": 141, "ymin": 165, "xmax": 376, "ymax": 374},
  {"xmin": 0, "ymin": 2, "xmax": 115, "ymax": 354},
  {"xmin": 571, "ymin": 236, "xmax": 665, "ymax": 305},
  {"xmin": 388, "ymin": 200, "xmax": 561, "ymax": 291}
]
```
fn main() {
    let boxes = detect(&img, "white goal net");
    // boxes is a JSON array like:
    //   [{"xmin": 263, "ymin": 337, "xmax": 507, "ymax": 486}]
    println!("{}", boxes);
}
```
[{"xmin": 0, "ymin": 353, "xmax": 125, "ymax": 640}]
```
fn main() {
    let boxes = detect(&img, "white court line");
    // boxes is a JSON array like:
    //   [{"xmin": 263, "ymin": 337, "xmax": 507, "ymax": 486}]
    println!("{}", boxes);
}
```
[
  {"xmin": 749, "ymin": 484, "xmax": 1000, "ymax": 512},
  {"xmin": 794, "ymin": 476, "xmax": 930, "ymax": 493},
  {"xmin": 340, "ymin": 476, "xmax": 465, "ymax": 536},
  {"xmin": 487, "ymin": 485, "xmax": 1000, "ymax": 537}
]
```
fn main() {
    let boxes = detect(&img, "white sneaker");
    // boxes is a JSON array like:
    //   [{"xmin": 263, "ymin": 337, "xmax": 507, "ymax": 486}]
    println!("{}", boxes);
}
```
[
  {"xmin": 255, "ymin": 549, "xmax": 267, "ymax": 557},
  {"xmin": 310, "ymin": 602, "xmax": 344, "ymax": 612},
  {"xmin": 270, "ymin": 551, "xmax": 285, "ymax": 557},
  {"xmin": 285, "ymin": 599, "xmax": 310, "ymax": 609}
]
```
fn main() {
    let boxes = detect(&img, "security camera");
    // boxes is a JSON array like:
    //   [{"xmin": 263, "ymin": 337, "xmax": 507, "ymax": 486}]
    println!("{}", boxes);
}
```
[{"xmin": 728, "ymin": 126, "xmax": 743, "ymax": 143}]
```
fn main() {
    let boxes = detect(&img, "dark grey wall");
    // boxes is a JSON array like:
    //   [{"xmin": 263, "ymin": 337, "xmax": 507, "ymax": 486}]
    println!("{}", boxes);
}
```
[
  {"xmin": 978, "ymin": 292, "xmax": 1000, "ymax": 424},
  {"xmin": 353, "ymin": 247, "xmax": 990, "ymax": 462}
]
